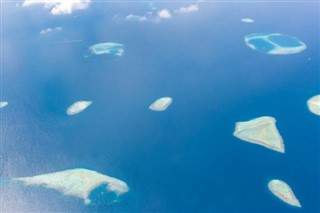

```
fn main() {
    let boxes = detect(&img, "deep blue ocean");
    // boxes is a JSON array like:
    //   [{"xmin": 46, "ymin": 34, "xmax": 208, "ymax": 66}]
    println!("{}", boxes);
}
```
[{"xmin": 1, "ymin": 1, "xmax": 319, "ymax": 212}]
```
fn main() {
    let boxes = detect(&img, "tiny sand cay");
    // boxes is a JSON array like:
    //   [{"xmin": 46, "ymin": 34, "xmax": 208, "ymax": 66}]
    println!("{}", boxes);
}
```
[
  {"xmin": 307, "ymin": 95, "xmax": 320, "ymax": 116},
  {"xmin": 268, "ymin": 179, "xmax": 301, "ymax": 208},
  {"xmin": 67, "ymin": 101, "xmax": 92, "ymax": 116},
  {"xmin": 233, "ymin": 116, "xmax": 285, "ymax": 153},
  {"xmin": 0, "ymin": 101, "xmax": 8, "ymax": 108},
  {"xmin": 13, "ymin": 168, "xmax": 129, "ymax": 205},
  {"xmin": 241, "ymin": 18, "xmax": 254, "ymax": 23},
  {"xmin": 149, "ymin": 97, "xmax": 173, "ymax": 111}
]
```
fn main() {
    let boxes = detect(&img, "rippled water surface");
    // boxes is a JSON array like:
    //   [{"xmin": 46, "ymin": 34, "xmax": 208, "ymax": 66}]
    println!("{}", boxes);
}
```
[{"xmin": 1, "ymin": 1, "xmax": 319, "ymax": 212}]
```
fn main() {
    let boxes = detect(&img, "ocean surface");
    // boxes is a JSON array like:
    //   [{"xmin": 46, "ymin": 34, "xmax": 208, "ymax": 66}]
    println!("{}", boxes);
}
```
[{"xmin": 1, "ymin": 1, "xmax": 319, "ymax": 212}]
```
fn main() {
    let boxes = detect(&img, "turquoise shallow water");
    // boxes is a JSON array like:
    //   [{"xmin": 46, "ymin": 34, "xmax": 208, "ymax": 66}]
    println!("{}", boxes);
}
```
[
  {"xmin": 269, "ymin": 35, "xmax": 304, "ymax": 48},
  {"xmin": 1, "ymin": 1, "xmax": 319, "ymax": 212}
]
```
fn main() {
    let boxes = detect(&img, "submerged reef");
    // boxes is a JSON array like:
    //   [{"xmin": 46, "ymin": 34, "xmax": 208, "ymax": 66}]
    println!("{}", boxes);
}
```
[
  {"xmin": 233, "ymin": 116, "xmax": 285, "ymax": 153},
  {"xmin": 88, "ymin": 43, "xmax": 124, "ymax": 56},
  {"xmin": 66, "ymin": 101, "xmax": 92, "ymax": 116},
  {"xmin": 13, "ymin": 168, "xmax": 129, "ymax": 205},
  {"xmin": 244, "ymin": 33, "xmax": 306, "ymax": 54},
  {"xmin": 268, "ymin": 179, "xmax": 301, "ymax": 207},
  {"xmin": 149, "ymin": 97, "xmax": 173, "ymax": 111}
]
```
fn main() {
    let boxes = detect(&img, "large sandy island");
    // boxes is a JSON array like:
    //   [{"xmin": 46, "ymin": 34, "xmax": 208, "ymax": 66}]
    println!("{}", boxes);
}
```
[
  {"xmin": 13, "ymin": 168, "xmax": 129, "ymax": 204},
  {"xmin": 233, "ymin": 116, "xmax": 285, "ymax": 153}
]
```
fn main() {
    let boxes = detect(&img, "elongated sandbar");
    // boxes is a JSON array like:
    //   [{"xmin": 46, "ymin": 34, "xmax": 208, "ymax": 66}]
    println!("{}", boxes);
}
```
[{"xmin": 241, "ymin": 18, "xmax": 254, "ymax": 23}]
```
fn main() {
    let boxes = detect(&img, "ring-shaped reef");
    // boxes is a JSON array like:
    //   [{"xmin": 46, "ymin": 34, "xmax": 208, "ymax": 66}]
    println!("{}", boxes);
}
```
[
  {"xmin": 88, "ymin": 43, "xmax": 124, "ymax": 57},
  {"xmin": 244, "ymin": 33, "xmax": 306, "ymax": 55}
]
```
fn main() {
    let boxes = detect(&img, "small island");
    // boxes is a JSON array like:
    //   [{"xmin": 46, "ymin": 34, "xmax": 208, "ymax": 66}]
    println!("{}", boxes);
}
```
[
  {"xmin": 268, "ymin": 179, "xmax": 301, "ymax": 208},
  {"xmin": 307, "ymin": 95, "xmax": 320, "ymax": 116}
]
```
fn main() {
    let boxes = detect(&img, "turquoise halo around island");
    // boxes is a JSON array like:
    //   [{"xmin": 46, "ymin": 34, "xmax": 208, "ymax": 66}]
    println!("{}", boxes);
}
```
[
  {"xmin": 244, "ymin": 33, "xmax": 306, "ymax": 54},
  {"xmin": 88, "ymin": 42, "xmax": 124, "ymax": 56}
]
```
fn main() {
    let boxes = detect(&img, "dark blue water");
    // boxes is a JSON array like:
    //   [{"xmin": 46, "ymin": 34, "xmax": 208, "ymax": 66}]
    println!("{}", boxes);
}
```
[{"xmin": 1, "ymin": 2, "xmax": 319, "ymax": 212}]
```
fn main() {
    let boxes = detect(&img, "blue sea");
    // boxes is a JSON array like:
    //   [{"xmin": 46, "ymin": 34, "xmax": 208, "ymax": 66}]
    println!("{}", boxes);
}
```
[{"xmin": 1, "ymin": 1, "xmax": 319, "ymax": 212}]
